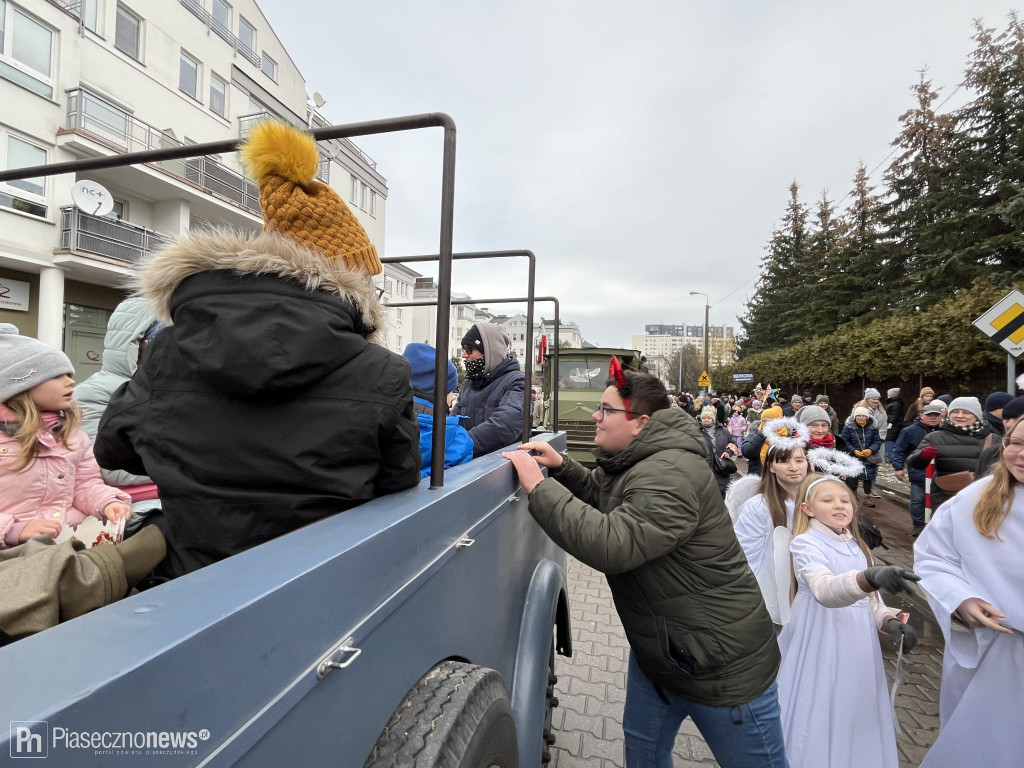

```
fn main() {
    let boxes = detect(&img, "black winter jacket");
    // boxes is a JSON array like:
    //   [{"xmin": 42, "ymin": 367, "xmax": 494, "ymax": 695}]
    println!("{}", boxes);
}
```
[
  {"xmin": 907, "ymin": 422, "xmax": 991, "ymax": 510},
  {"xmin": 453, "ymin": 355, "xmax": 525, "ymax": 457},
  {"xmin": 885, "ymin": 397, "xmax": 905, "ymax": 441},
  {"xmin": 95, "ymin": 232, "xmax": 422, "ymax": 577}
]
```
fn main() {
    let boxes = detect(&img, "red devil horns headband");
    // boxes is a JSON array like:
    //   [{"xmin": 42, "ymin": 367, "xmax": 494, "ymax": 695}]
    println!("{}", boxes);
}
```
[{"xmin": 609, "ymin": 356, "xmax": 634, "ymax": 420}]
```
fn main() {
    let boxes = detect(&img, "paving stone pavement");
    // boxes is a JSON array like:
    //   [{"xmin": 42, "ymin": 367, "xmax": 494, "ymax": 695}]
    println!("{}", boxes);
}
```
[{"xmin": 550, "ymin": 466, "xmax": 943, "ymax": 768}]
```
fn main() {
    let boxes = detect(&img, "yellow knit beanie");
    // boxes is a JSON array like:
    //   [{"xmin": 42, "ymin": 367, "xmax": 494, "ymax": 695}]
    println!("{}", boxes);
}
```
[{"xmin": 240, "ymin": 121, "xmax": 381, "ymax": 275}]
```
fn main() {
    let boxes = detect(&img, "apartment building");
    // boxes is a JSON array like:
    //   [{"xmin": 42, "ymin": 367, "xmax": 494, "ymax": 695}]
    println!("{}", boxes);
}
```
[
  {"xmin": 0, "ymin": 0, "xmax": 388, "ymax": 377},
  {"xmin": 633, "ymin": 323, "xmax": 737, "ymax": 368}
]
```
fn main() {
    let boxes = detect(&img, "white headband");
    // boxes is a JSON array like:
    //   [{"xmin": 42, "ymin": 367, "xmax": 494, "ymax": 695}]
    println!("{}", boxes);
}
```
[{"xmin": 803, "ymin": 475, "xmax": 848, "ymax": 503}]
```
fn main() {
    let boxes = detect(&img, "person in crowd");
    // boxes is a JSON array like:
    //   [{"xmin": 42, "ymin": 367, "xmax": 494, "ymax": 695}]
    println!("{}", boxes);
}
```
[
  {"xmin": 73, "ymin": 298, "xmax": 163, "ymax": 534},
  {"xmin": 884, "ymin": 387, "xmax": 905, "ymax": 463},
  {"xmin": 698, "ymin": 406, "xmax": 739, "ymax": 497},
  {"xmin": 844, "ymin": 388, "xmax": 888, "ymax": 490},
  {"xmin": 903, "ymin": 386, "xmax": 936, "ymax": 427},
  {"xmin": 727, "ymin": 403, "xmax": 747, "ymax": 452},
  {"xmin": 778, "ymin": 392, "xmax": 794, "ymax": 417},
  {"xmin": 746, "ymin": 399, "xmax": 763, "ymax": 424},
  {"xmin": 453, "ymin": 323, "xmax": 526, "ymax": 457},
  {"xmin": 802, "ymin": 389, "xmax": 814, "ymax": 406},
  {"xmin": 841, "ymin": 407, "xmax": 882, "ymax": 507},
  {"xmin": 0, "ymin": 324, "xmax": 165, "ymax": 641},
  {"xmin": 937, "ymin": 393, "xmax": 954, "ymax": 406},
  {"xmin": 907, "ymin": 396, "xmax": 991, "ymax": 513},
  {"xmin": 95, "ymin": 120, "xmax": 421, "ymax": 578},
  {"xmin": 734, "ymin": 442, "xmax": 809, "ymax": 630},
  {"xmin": 708, "ymin": 393, "xmax": 728, "ymax": 424},
  {"xmin": 532, "ymin": 388, "xmax": 546, "ymax": 426},
  {"xmin": 797, "ymin": 404, "xmax": 845, "ymax": 453},
  {"xmin": 502, "ymin": 366, "xmax": 786, "ymax": 767},
  {"xmin": 977, "ymin": 395, "xmax": 1024, "ymax": 477},
  {"xmin": 777, "ymin": 473, "xmax": 919, "ymax": 768},
  {"xmin": 815, "ymin": 394, "xmax": 841, "ymax": 436},
  {"xmin": 913, "ymin": 417, "xmax": 1024, "ymax": 768},
  {"xmin": 981, "ymin": 391, "xmax": 1013, "ymax": 438},
  {"xmin": 892, "ymin": 401, "xmax": 945, "ymax": 536},
  {"xmin": 403, "ymin": 343, "xmax": 473, "ymax": 478},
  {"xmin": 742, "ymin": 402, "xmax": 784, "ymax": 477},
  {"xmin": 790, "ymin": 395, "xmax": 804, "ymax": 416}
]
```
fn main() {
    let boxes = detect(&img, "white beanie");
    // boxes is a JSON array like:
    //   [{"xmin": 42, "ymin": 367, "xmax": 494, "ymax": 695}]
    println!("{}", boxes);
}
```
[
  {"xmin": 0, "ymin": 324, "xmax": 74, "ymax": 403},
  {"xmin": 864, "ymin": 387, "xmax": 881, "ymax": 399},
  {"xmin": 947, "ymin": 396, "xmax": 983, "ymax": 422},
  {"xmin": 853, "ymin": 406, "xmax": 873, "ymax": 419}
]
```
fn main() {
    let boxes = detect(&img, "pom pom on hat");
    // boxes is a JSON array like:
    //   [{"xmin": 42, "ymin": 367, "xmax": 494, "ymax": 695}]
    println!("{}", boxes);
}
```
[
  {"xmin": 0, "ymin": 323, "xmax": 75, "ymax": 403},
  {"xmin": 403, "ymin": 343, "xmax": 458, "ymax": 395},
  {"xmin": 241, "ymin": 120, "xmax": 381, "ymax": 275}
]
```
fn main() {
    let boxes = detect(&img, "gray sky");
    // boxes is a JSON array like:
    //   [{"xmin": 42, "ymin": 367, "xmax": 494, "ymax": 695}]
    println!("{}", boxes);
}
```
[{"xmin": 259, "ymin": 1, "xmax": 1019, "ymax": 348}]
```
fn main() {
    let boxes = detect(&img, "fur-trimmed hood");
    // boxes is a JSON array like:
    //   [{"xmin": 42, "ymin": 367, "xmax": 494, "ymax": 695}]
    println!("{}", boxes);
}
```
[
  {"xmin": 133, "ymin": 230, "xmax": 387, "ymax": 395},
  {"xmin": 138, "ymin": 230, "xmax": 384, "ymax": 342}
]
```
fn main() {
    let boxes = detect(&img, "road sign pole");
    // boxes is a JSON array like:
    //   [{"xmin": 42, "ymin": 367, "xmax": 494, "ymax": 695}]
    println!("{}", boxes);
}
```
[{"xmin": 1010, "ymin": 353, "xmax": 1017, "ymax": 395}]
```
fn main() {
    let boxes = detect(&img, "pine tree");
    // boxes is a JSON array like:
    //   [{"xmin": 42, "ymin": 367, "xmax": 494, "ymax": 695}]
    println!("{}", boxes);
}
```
[
  {"xmin": 803, "ymin": 189, "xmax": 850, "ymax": 335},
  {"xmin": 842, "ymin": 163, "xmax": 887, "ymax": 319}
]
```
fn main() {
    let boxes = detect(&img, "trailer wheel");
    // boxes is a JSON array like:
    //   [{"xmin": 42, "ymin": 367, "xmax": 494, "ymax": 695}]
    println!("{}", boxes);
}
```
[
  {"xmin": 541, "ymin": 636, "xmax": 558, "ymax": 764},
  {"xmin": 363, "ymin": 661, "xmax": 518, "ymax": 768}
]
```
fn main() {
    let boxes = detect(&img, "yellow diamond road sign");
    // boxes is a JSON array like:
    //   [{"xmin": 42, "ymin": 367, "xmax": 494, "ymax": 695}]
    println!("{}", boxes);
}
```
[
  {"xmin": 698, "ymin": 371, "xmax": 711, "ymax": 387},
  {"xmin": 975, "ymin": 290, "xmax": 1024, "ymax": 358}
]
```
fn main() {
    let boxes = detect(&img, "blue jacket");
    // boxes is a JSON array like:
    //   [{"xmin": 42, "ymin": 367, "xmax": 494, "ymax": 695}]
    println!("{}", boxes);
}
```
[
  {"xmin": 452, "ymin": 355, "xmax": 526, "ymax": 457},
  {"xmin": 413, "ymin": 396, "xmax": 474, "ymax": 477},
  {"xmin": 890, "ymin": 418, "xmax": 938, "ymax": 485},
  {"xmin": 840, "ymin": 422, "xmax": 881, "ymax": 460}
]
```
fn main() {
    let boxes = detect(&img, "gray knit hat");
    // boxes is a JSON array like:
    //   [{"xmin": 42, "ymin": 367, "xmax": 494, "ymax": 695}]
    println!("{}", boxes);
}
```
[
  {"xmin": 796, "ymin": 404, "xmax": 831, "ymax": 426},
  {"xmin": 947, "ymin": 396, "xmax": 983, "ymax": 422},
  {"xmin": 0, "ymin": 324, "xmax": 74, "ymax": 403},
  {"xmin": 864, "ymin": 387, "xmax": 881, "ymax": 399}
]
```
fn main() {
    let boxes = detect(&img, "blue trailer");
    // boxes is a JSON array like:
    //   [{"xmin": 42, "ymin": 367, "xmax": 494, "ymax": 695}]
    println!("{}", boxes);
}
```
[{"xmin": 0, "ymin": 115, "xmax": 572, "ymax": 767}]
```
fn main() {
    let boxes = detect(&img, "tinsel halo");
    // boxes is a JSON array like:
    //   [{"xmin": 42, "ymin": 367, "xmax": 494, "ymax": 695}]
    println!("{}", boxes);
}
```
[
  {"xmin": 762, "ymin": 416, "xmax": 810, "ymax": 452},
  {"xmin": 806, "ymin": 447, "xmax": 864, "ymax": 478}
]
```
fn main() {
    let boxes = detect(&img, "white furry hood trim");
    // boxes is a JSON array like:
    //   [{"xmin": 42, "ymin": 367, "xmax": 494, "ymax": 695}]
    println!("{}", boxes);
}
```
[{"xmin": 136, "ymin": 229, "xmax": 384, "ymax": 343}]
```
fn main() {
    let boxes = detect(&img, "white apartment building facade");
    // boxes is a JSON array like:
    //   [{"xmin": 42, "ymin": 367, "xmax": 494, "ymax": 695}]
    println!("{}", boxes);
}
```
[
  {"xmin": 0, "ymin": 0, "xmax": 389, "ymax": 377},
  {"xmin": 632, "ymin": 323, "xmax": 737, "ymax": 369},
  {"xmin": 410, "ymin": 277, "xmax": 479, "ymax": 363}
]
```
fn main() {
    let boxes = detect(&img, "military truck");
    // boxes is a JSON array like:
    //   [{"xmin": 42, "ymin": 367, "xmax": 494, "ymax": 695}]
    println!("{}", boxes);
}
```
[
  {"xmin": 541, "ymin": 347, "xmax": 645, "ymax": 466},
  {"xmin": 0, "ymin": 115, "xmax": 571, "ymax": 768}
]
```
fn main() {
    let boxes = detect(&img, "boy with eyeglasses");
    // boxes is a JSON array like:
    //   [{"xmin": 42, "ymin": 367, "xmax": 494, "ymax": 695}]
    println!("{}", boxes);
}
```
[{"xmin": 504, "ymin": 367, "xmax": 786, "ymax": 767}]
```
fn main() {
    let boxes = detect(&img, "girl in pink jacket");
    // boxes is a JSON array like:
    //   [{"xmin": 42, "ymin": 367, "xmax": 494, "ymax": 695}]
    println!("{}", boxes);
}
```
[{"xmin": 0, "ymin": 324, "xmax": 131, "ymax": 548}]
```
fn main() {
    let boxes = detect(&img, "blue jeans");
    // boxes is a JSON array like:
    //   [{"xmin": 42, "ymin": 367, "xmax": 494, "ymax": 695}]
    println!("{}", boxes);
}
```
[
  {"xmin": 623, "ymin": 652, "xmax": 789, "ymax": 768},
  {"xmin": 909, "ymin": 482, "xmax": 926, "ymax": 526}
]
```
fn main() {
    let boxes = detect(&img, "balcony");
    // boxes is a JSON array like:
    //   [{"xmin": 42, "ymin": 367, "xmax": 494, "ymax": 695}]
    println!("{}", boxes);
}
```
[
  {"xmin": 58, "ymin": 206, "xmax": 173, "ymax": 266},
  {"xmin": 179, "ymin": 0, "xmax": 261, "ymax": 67},
  {"xmin": 65, "ymin": 88, "xmax": 260, "ymax": 215}
]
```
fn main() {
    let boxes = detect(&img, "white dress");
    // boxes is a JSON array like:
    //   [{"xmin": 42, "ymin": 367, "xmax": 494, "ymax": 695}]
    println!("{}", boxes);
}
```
[
  {"xmin": 777, "ymin": 520, "xmax": 899, "ymax": 768},
  {"xmin": 913, "ymin": 476, "xmax": 1024, "ymax": 768},
  {"xmin": 734, "ymin": 494, "xmax": 794, "ymax": 625}
]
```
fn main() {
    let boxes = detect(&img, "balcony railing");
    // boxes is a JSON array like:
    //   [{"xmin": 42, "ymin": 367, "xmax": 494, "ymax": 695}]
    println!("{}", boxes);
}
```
[
  {"xmin": 179, "ymin": 0, "xmax": 261, "ymax": 67},
  {"xmin": 59, "ymin": 206, "xmax": 174, "ymax": 265},
  {"xmin": 66, "ymin": 87, "xmax": 261, "ymax": 214}
]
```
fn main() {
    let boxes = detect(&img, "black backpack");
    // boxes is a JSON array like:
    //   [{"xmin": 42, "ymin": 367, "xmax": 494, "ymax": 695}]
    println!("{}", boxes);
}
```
[{"xmin": 858, "ymin": 514, "xmax": 887, "ymax": 550}]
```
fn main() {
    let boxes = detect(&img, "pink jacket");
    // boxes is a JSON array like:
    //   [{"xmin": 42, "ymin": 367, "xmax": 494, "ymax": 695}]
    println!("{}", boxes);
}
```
[{"xmin": 0, "ymin": 425, "xmax": 131, "ymax": 548}]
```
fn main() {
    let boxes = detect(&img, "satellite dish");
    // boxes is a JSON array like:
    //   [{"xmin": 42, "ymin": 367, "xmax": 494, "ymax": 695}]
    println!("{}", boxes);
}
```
[
  {"xmin": 312, "ymin": 92, "xmax": 325, "ymax": 108},
  {"xmin": 71, "ymin": 180, "xmax": 114, "ymax": 217}
]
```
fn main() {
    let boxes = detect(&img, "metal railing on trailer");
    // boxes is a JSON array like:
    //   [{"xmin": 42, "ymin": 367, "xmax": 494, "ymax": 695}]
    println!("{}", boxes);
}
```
[{"xmin": 0, "ymin": 114, "xmax": 562, "ymax": 486}]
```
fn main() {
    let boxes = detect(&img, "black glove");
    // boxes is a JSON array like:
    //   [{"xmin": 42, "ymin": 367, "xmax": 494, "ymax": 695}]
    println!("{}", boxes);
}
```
[
  {"xmin": 886, "ymin": 619, "xmax": 919, "ymax": 653},
  {"xmin": 863, "ymin": 565, "xmax": 921, "ymax": 596}
]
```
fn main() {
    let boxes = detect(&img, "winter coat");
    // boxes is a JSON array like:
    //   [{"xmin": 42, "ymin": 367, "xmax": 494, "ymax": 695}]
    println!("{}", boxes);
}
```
[
  {"xmin": 412, "ymin": 395, "xmax": 474, "ymax": 478},
  {"xmin": 907, "ymin": 422, "xmax": 992, "ymax": 510},
  {"xmin": 844, "ymin": 401, "xmax": 888, "ymax": 440},
  {"xmin": 699, "ymin": 422, "xmax": 736, "ymax": 494},
  {"xmin": 840, "ymin": 422, "xmax": 882, "ymax": 466},
  {"xmin": 885, "ymin": 397, "xmax": 905, "ymax": 441},
  {"xmin": 452, "ymin": 354, "xmax": 526, "ymax": 457},
  {"xmin": 528, "ymin": 407, "xmax": 779, "ymax": 706},
  {"xmin": 73, "ymin": 297, "xmax": 157, "ymax": 488},
  {"xmin": 0, "ymin": 420, "xmax": 130, "ymax": 548},
  {"xmin": 823, "ymin": 404, "xmax": 841, "ymax": 436},
  {"xmin": 94, "ymin": 232, "xmax": 422, "ymax": 577},
  {"xmin": 890, "ymin": 418, "xmax": 939, "ymax": 485}
]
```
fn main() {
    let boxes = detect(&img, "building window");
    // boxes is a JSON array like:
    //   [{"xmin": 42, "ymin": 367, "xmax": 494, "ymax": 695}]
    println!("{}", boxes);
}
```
[
  {"xmin": 114, "ymin": 3, "xmax": 141, "ymax": 61},
  {"xmin": 79, "ymin": 0, "xmax": 99, "ymax": 33},
  {"xmin": 350, "ymin": 175, "xmax": 358, "ymax": 204},
  {"xmin": 0, "ymin": 1, "xmax": 55, "ymax": 98},
  {"xmin": 211, "ymin": 0, "xmax": 230, "ymax": 31},
  {"xmin": 179, "ymin": 50, "xmax": 199, "ymax": 99},
  {"xmin": 364, "ymin": 186, "xmax": 376, "ymax": 217},
  {"xmin": 108, "ymin": 198, "xmax": 127, "ymax": 221},
  {"xmin": 396, "ymin": 308, "xmax": 403, "ymax": 322},
  {"xmin": 260, "ymin": 52, "xmax": 276, "ymax": 80},
  {"xmin": 237, "ymin": 16, "xmax": 254, "ymax": 52},
  {"xmin": 0, "ymin": 132, "xmax": 47, "ymax": 218},
  {"xmin": 210, "ymin": 72, "xmax": 227, "ymax": 117}
]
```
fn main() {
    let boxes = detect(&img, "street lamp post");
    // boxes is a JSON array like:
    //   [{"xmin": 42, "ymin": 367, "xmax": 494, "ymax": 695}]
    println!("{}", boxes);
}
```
[{"xmin": 689, "ymin": 291, "xmax": 710, "ymax": 394}]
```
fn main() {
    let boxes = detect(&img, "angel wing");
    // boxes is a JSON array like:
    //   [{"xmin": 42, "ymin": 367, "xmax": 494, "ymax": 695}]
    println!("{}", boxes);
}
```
[
  {"xmin": 773, "ymin": 526, "xmax": 794, "ymax": 626},
  {"xmin": 725, "ymin": 474, "xmax": 761, "ymax": 523}
]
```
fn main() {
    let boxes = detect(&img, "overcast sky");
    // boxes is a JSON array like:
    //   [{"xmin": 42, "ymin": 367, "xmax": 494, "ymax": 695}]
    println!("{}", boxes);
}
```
[{"xmin": 259, "ymin": 1, "xmax": 1019, "ymax": 348}]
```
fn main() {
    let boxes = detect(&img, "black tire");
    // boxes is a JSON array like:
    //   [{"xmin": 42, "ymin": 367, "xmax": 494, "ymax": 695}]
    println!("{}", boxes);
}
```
[
  {"xmin": 540, "ymin": 635, "xmax": 558, "ymax": 764},
  {"xmin": 363, "ymin": 661, "xmax": 519, "ymax": 768}
]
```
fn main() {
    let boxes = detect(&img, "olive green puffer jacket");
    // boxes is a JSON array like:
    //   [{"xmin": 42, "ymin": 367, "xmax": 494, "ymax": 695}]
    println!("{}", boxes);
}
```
[{"xmin": 528, "ymin": 407, "xmax": 779, "ymax": 706}]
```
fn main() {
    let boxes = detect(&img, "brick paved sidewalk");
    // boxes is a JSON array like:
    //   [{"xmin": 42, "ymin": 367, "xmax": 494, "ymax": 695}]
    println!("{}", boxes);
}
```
[{"xmin": 551, "ymin": 493, "xmax": 945, "ymax": 768}]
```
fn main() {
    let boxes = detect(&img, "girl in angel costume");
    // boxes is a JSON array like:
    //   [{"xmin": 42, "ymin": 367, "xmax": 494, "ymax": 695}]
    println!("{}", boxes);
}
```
[
  {"xmin": 913, "ymin": 416, "xmax": 1024, "ymax": 768},
  {"xmin": 775, "ymin": 471, "xmax": 920, "ymax": 768}
]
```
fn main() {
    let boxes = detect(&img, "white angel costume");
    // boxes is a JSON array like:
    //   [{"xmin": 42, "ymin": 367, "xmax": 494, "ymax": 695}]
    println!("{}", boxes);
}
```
[
  {"xmin": 733, "ymin": 493, "xmax": 794, "ymax": 626},
  {"xmin": 914, "ymin": 476, "xmax": 1024, "ymax": 768},
  {"xmin": 777, "ymin": 520, "xmax": 899, "ymax": 768}
]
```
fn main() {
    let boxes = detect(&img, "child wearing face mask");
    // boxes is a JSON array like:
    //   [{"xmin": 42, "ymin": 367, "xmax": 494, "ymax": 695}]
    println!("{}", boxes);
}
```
[{"xmin": 775, "ymin": 473, "xmax": 920, "ymax": 768}]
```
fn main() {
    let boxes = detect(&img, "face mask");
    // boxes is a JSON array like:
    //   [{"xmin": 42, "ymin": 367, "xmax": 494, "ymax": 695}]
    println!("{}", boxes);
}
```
[{"xmin": 465, "ymin": 356, "xmax": 486, "ymax": 379}]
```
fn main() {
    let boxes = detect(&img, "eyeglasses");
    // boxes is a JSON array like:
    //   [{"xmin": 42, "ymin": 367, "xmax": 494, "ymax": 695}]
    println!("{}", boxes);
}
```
[
  {"xmin": 1002, "ymin": 436, "xmax": 1024, "ymax": 453},
  {"xmin": 594, "ymin": 403, "xmax": 642, "ymax": 420}
]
